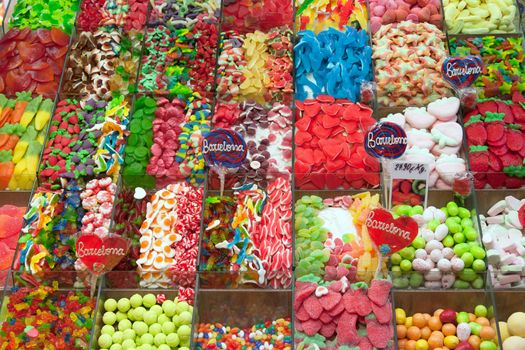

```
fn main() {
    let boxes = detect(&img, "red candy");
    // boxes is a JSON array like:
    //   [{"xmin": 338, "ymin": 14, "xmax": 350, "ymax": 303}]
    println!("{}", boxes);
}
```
[
  {"xmin": 294, "ymin": 96, "xmax": 379, "ymax": 190},
  {"xmin": 0, "ymin": 28, "xmax": 69, "ymax": 98},
  {"xmin": 464, "ymin": 96, "xmax": 525, "ymax": 189}
]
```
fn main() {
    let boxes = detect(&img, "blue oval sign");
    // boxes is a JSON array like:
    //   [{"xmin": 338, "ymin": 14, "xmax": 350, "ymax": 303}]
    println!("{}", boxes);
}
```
[
  {"xmin": 365, "ymin": 122, "xmax": 408, "ymax": 159},
  {"xmin": 202, "ymin": 128, "xmax": 247, "ymax": 168}
]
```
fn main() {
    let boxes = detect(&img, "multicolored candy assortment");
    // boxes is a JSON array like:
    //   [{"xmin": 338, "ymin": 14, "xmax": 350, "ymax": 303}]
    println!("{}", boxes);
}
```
[
  {"xmin": 296, "ymin": 0, "xmax": 368, "ymax": 32},
  {"xmin": 8, "ymin": 0, "xmax": 79, "ymax": 35},
  {"xmin": 450, "ymin": 36, "xmax": 525, "ymax": 99},
  {"xmin": 0, "ymin": 284, "xmax": 96, "ymax": 349},
  {"xmin": 201, "ymin": 178, "xmax": 292, "ymax": 288}
]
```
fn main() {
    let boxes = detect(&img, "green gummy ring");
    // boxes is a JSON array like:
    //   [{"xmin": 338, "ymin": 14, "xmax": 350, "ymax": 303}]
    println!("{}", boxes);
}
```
[
  {"xmin": 141, "ymin": 119, "xmax": 153, "ymax": 130},
  {"xmin": 128, "ymin": 134, "xmax": 139, "ymax": 146},
  {"xmin": 135, "ymin": 147, "xmax": 149, "ymax": 159}
]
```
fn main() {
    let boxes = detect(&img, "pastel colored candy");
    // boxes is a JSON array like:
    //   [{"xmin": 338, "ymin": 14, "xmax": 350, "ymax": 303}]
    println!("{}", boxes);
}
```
[
  {"xmin": 427, "ymin": 96, "xmax": 460, "ymax": 121},
  {"xmin": 405, "ymin": 107, "xmax": 437, "ymax": 129},
  {"xmin": 444, "ymin": 0, "xmax": 517, "ymax": 34}
]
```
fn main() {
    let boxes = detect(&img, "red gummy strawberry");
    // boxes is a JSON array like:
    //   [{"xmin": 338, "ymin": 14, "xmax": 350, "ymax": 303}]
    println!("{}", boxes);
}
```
[
  {"xmin": 477, "ymin": 101, "xmax": 498, "ymax": 115},
  {"xmin": 351, "ymin": 285, "xmax": 372, "ymax": 316},
  {"xmin": 464, "ymin": 115, "xmax": 487, "ymax": 146},
  {"xmin": 505, "ymin": 176, "xmax": 525, "ymax": 189},
  {"xmin": 473, "ymin": 172, "xmax": 487, "ymax": 189},
  {"xmin": 510, "ymin": 103, "xmax": 525, "ymax": 122},
  {"xmin": 469, "ymin": 145, "xmax": 489, "ymax": 172},
  {"xmin": 372, "ymin": 301, "xmax": 393, "ymax": 324},
  {"xmin": 487, "ymin": 151, "xmax": 503, "ymax": 172},
  {"xmin": 303, "ymin": 295, "xmax": 323, "ymax": 319},
  {"xmin": 496, "ymin": 101, "xmax": 514, "ymax": 123},
  {"xmin": 336, "ymin": 312, "xmax": 359, "ymax": 345},
  {"xmin": 319, "ymin": 291, "xmax": 342, "ymax": 311},
  {"xmin": 501, "ymin": 152, "xmax": 522, "ymax": 167},
  {"xmin": 366, "ymin": 317, "xmax": 390, "ymax": 348},
  {"xmin": 506, "ymin": 126, "xmax": 524, "ymax": 152},
  {"xmin": 294, "ymin": 283, "xmax": 316, "ymax": 310},
  {"xmin": 302, "ymin": 319, "xmax": 322, "ymax": 336},
  {"xmin": 368, "ymin": 279, "xmax": 392, "ymax": 306},
  {"xmin": 512, "ymin": 91, "xmax": 525, "ymax": 103},
  {"xmin": 486, "ymin": 173, "xmax": 506, "ymax": 189},
  {"xmin": 485, "ymin": 112, "xmax": 506, "ymax": 144}
]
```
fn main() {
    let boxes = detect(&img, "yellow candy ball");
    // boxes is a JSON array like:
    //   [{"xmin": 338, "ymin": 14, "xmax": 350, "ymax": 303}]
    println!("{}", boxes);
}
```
[
  {"xmin": 415, "ymin": 339, "xmax": 429, "ymax": 350},
  {"xmin": 444, "ymin": 335, "xmax": 459, "ymax": 348},
  {"xmin": 396, "ymin": 308, "xmax": 407, "ymax": 325}
]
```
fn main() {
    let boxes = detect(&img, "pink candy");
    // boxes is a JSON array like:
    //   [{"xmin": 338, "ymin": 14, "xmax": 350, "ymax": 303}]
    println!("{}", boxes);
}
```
[
  {"xmin": 370, "ymin": 0, "xmax": 442, "ymax": 33},
  {"xmin": 80, "ymin": 177, "xmax": 116, "ymax": 236}
]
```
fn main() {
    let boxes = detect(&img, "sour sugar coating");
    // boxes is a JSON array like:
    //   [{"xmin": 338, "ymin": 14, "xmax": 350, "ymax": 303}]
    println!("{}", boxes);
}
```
[
  {"xmin": 137, "ymin": 182, "xmax": 203, "ymax": 288},
  {"xmin": 369, "ymin": 0, "xmax": 442, "ymax": 33},
  {"xmin": 463, "ymin": 95, "xmax": 525, "ymax": 189},
  {"xmin": 9, "ymin": 0, "xmax": 78, "ymax": 34},
  {"xmin": 295, "ymin": 279, "xmax": 394, "ymax": 349},
  {"xmin": 373, "ymin": 21, "xmax": 451, "ymax": 107},
  {"xmin": 195, "ymin": 318, "xmax": 292, "ymax": 349}
]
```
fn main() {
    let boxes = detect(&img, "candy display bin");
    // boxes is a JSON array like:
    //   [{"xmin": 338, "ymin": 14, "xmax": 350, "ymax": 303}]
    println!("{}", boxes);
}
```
[
  {"xmin": 0, "ymin": 270, "xmax": 99, "ymax": 349},
  {"xmin": 90, "ymin": 282, "xmax": 196, "ymax": 350},
  {"xmin": 475, "ymin": 188, "xmax": 525, "ymax": 289},
  {"xmin": 392, "ymin": 288, "xmax": 500, "ymax": 349},
  {"xmin": 492, "ymin": 289, "xmax": 525, "ymax": 348},
  {"xmin": 193, "ymin": 285, "xmax": 293, "ymax": 348},
  {"xmin": 390, "ymin": 188, "xmax": 490, "ymax": 290}
]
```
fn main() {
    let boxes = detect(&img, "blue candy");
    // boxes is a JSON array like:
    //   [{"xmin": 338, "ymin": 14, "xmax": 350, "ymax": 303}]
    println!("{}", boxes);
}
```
[{"xmin": 294, "ymin": 27, "xmax": 372, "ymax": 102}]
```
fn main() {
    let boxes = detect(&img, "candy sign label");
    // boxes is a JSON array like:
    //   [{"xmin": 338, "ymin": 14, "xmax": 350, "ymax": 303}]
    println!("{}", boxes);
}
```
[
  {"xmin": 365, "ymin": 208, "xmax": 418, "ymax": 255},
  {"xmin": 202, "ymin": 128, "xmax": 247, "ymax": 168},
  {"xmin": 76, "ymin": 235, "xmax": 129, "ymax": 274},
  {"xmin": 442, "ymin": 56, "xmax": 483, "ymax": 89},
  {"xmin": 365, "ymin": 122, "xmax": 408, "ymax": 159}
]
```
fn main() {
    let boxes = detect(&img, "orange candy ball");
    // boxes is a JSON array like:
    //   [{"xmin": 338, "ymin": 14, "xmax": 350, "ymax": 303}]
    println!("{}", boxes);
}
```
[
  {"xmin": 413, "ymin": 313, "xmax": 427, "ymax": 328},
  {"xmin": 408, "ymin": 326, "xmax": 422, "ymax": 340},
  {"xmin": 442, "ymin": 323, "xmax": 456, "ymax": 336},
  {"xmin": 398, "ymin": 325, "xmax": 408, "ymax": 338},
  {"xmin": 428, "ymin": 317, "xmax": 442, "ymax": 331}
]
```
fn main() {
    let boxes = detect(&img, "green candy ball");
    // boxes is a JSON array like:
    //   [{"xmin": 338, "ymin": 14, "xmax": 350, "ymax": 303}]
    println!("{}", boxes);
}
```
[
  {"xmin": 116, "ymin": 312, "xmax": 127, "ymax": 322},
  {"xmin": 130, "ymin": 294, "xmax": 143, "ymax": 308},
  {"xmin": 162, "ymin": 321, "xmax": 175, "ymax": 334},
  {"xmin": 157, "ymin": 314, "xmax": 170, "ymax": 325},
  {"xmin": 102, "ymin": 311, "xmax": 117, "ymax": 326},
  {"xmin": 154, "ymin": 333, "xmax": 166, "ymax": 346},
  {"xmin": 141, "ymin": 333, "xmax": 154, "ymax": 345},
  {"xmin": 104, "ymin": 299, "xmax": 118, "ymax": 312},
  {"xmin": 144, "ymin": 310, "xmax": 158, "ymax": 325},
  {"xmin": 99, "ymin": 334, "xmax": 113, "ymax": 348},
  {"xmin": 178, "ymin": 311, "xmax": 192, "ymax": 325},
  {"xmin": 149, "ymin": 323, "xmax": 162, "ymax": 336},
  {"xmin": 175, "ymin": 301, "xmax": 189, "ymax": 314},
  {"xmin": 109, "ymin": 344, "xmax": 122, "ymax": 350},
  {"xmin": 112, "ymin": 331, "xmax": 124, "ymax": 344},
  {"xmin": 134, "ymin": 307, "xmax": 146, "ymax": 321},
  {"xmin": 102, "ymin": 325, "xmax": 116, "ymax": 336},
  {"xmin": 475, "ymin": 305, "xmax": 488, "ymax": 317},
  {"xmin": 177, "ymin": 325, "xmax": 191, "ymax": 339},
  {"xmin": 118, "ymin": 319, "xmax": 132, "ymax": 332},
  {"xmin": 158, "ymin": 345, "xmax": 170, "ymax": 350},
  {"xmin": 122, "ymin": 329, "xmax": 135, "ymax": 340},
  {"xmin": 166, "ymin": 333, "xmax": 180, "ymax": 347},
  {"xmin": 118, "ymin": 298, "xmax": 131, "ymax": 313},
  {"xmin": 162, "ymin": 300, "xmax": 177, "ymax": 317},
  {"xmin": 150, "ymin": 305, "xmax": 163, "ymax": 316},
  {"xmin": 133, "ymin": 321, "xmax": 148, "ymax": 336},
  {"xmin": 121, "ymin": 339, "xmax": 135, "ymax": 350},
  {"xmin": 143, "ymin": 294, "xmax": 157, "ymax": 308}
]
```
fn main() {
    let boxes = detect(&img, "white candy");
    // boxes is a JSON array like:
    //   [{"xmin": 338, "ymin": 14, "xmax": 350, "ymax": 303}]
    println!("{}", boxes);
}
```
[
  {"xmin": 430, "ymin": 250, "xmax": 443, "ymax": 263},
  {"xmin": 437, "ymin": 258, "xmax": 452, "ymax": 272},
  {"xmin": 415, "ymin": 249, "xmax": 428, "ymax": 260},
  {"xmin": 487, "ymin": 249, "xmax": 501, "ymax": 265},
  {"xmin": 507, "ymin": 211, "xmax": 523, "ymax": 229},
  {"xmin": 425, "ymin": 240, "xmax": 444, "ymax": 253},
  {"xmin": 413, "ymin": 258, "xmax": 432, "ymax": 272},
  {"xmin": 488, "ymin": 199, "xmax": 506, "ymax": 216},
  {"xmin": 421, "ymin": 228, "xmax": 435, "ymax": 242},
  {"xmin": 441, "ymin": 273, "xmax": 456, "ymax": 288},
  {"xmin": 451, "ymin": 257, "xmax": 465, "ymax": 271},
  {"xmin": 434, "ymin": 224, "xmax": 449, "ymax": 241},
  {"xmin": 434, "ymin": 209, "xmax": 447, "ymax": 223},
  {"xmin": 486, "ymin": 215, "xmax": 505, "ymax": 224},
  {"xmin": 506, "ymin": 196, "xmax": 521, "ymax": 210},
  {"xmin": 425, "ymin": 268, "xmax": 442, "ymax": 281},
  {"xmin": 424, "ymin": 281, "xmax": 442, "ymax": 288},
  {"xmin": 423, "ymin": 208, "xmax": 434, "ymax": 222},
  {"xmin": 442, "ymin": 247, "xmax": 455, "ymax": 259},
  {"xmin": 457, "ymin": 323, "xmax": 471, "ymax": 341}
]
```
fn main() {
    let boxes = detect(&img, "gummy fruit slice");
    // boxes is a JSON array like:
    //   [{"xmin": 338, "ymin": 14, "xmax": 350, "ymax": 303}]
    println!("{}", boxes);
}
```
[
  {"xmin": 50, "ymin": 28, "xmax": 70, "ymax": 46},
  {"xmin": 36, "ymin": 29, "xmax": 53, "ymax": 45},
  {"xmin": 30, "ymin": 66, "xmax": 55, "ymax": 82},
  {"xmin": 17, "ymin": 42, "xmax": 45, "ymax": 63}
]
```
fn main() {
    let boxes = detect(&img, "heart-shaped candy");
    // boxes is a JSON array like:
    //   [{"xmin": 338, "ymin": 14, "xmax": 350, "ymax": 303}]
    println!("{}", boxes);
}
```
[
  {"xmin": 365, "ymin": 208, "xmax": 418, "ymax": 255},
  {"xmin": 442, "ymin": 56, "xmax": 483, "ymax": 90},
  {"xmin": 76, "ymin": 235, "xmax": 129, "ymax": 274}
]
